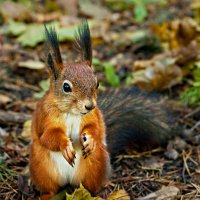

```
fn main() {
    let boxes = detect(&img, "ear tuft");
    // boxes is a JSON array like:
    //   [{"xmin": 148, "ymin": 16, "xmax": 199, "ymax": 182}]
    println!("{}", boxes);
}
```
[
  {"xmin": 47, "ymin": 53, "xmax": 58, "ymax": 80},
  {"xmin": 74, "ymin": 20, "xmax": 92, "ymax": 66},
  {"xmin": 44, "ymin": 24, "xmax": 62, "ymax": 65},
  {"xmin": 44, "ymin": 24, "xmax": 63, "ymax": 79}
]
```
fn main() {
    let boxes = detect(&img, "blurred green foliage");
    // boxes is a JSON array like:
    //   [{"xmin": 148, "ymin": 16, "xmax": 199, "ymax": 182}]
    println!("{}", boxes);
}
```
[
  {"xmin": 33, "ymin": 79, "xmax": 50, "ymax": 99},
  {"xmin": 93, "ymin": 58, "xmax": 120, "ymax": 87},
  {"xmin": 181, "ymin": 61, "xmax": 200, "ymax": 107},
  {"xmin": 106, "ymin": 0, "xmax": 167, "ymax": 22}
]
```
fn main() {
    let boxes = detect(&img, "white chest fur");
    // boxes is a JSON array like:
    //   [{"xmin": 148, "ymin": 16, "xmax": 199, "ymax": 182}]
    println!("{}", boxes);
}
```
[
  {"xmin": 50, "ymin": 114, "xmax": 82, "ymax": 186},
  {"xmin": 65, "ymin": 114, "xmax": 81, "ymax": 146}
]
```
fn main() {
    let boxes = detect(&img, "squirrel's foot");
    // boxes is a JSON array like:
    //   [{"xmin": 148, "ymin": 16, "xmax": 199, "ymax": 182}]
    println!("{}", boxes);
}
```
[
  {"xmin": 81, "ymin": 133, "xmax": 96, "ymax": 159},
  {"xmin": 60, "ymin": 139, "xmax": 76, "ymax": 167}
]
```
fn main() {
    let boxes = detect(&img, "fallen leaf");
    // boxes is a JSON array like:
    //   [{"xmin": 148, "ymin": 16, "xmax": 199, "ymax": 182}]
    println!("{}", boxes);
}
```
[
  {"xmin": 141, "ymin": 156, "xmax": 165, "ymax": 170},
  {"xmin": 51, "ymin": 190, "xmax": 67, "ymax": 200},
  {"xmin": 191, "ymin": 0, "xmax": 200, "ymax": 23},
  {"xmin": 0, "ymin": 1, "xmax": 32, "ymax": 22},
  {"xmin": 0, "ymin": 127, "xmax": 8, "ymax": 137},
  {"xmin": 107, "ymin": 189, "xmax": 130, "ymax": 200},
  {"xmin": 79, "ymin": 0, "xmax": 110, "ymax": 19},
  {"xmin": 103, "ymin": 62, "xmax": 120, "ymax": 87},
  {"xmin": 21, "ymin": 120, "xmax": 32, "ymax": 138},
  {"xmin": 164, "ymin": 149, "xmax": 179, "ymax": 160},
  {"xmin": 16, "ymin": 22, "xmax": 80, "ymax": 47},
  {"xmin": 17, "ymin": 23, "xmax": 44, "ymax": 47},
  {"xmin": 18, "ymin": 60, "xmax": 45, "ymax": 70},
  {"xmin": 57, "ymin": 0, "xmax": 78, "ymax": 16},
  {"xmin": 133, "ymin": 55, "xmax": 182, "ymax": 91},
  {"xmin": 66, "ymin": 184, "xmax": 100, "ymax": 200},
  {"xmin": 6, "ymin": 20, "xmax": 27, "ymax": 36},
  {"xmin": 151, "ymin": 17, "xmax": 200, "ymax": 49},
  {"xmin": 58, "ymin": 26, "xmax": 76, "ymax": 41},
  {"xmin": 0, "ymin": 94, "xmax": 12, "ymax": 104},
  {"xmin": 33, "ymin": 79, "xmax": 50, "ymax": 99},
  {"xmin": 137, "ymin": 186, "xmax": 180, "ymax": 200},
  {"xmin": 134, "ymin": 1, "xmax": 147, "ymax": 22},
  {"xmin": 191, "ymin": 172, "xmax": 200, "ymax": 184}
]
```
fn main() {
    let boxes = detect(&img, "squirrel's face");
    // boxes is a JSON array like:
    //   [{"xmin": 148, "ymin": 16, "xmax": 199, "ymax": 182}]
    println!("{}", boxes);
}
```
[
  {"xmin": 52, "ymin": 63, "xmax": 98, "ymax": 115},
  {"xmin": 45, "ymin": 21, "xmax": 97, "ymax": 115}
]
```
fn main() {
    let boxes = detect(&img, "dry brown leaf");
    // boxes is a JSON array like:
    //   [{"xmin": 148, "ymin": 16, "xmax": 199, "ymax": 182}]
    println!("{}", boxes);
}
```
[
  {"xmin": 191, "ymin": 172, "xmax": 200, "ymax": 184},
  {"xmin": 18, "ymin": 60, "xmax": 45, "ymax": 70},
  {"xmin": 137, "ymin": 186, "xmax": 180, "ymax": 200},
  {"xmin": 132, "ymin": 40, "xmax": 200, "ymax": 91},
  {"xmin": 0, "ymin": 127, "xmax": 8, "ymax": 137},
  {"xmin": 79, "ymin": 0, "xmax": 110, "ymax": 19},
  {"xmin": 151, "ymin": 17, "xmax": 200, "ymax": 50},
  {"xmin": 141, "ymin": 156, "xmax": 165, "ymax": 170},
  {"xmin": 0, "ymin": 1, "xmax": 32, "ymax": 22},
  {"xmin": 133, "ymin": 54, "xmax": 182, "ymax": 91},
  {"xmin": 57, "ymin": 0, "xmax": 78, "ymax": 16},
  {"xmin": 107, "ymin": 190, "xmax": 130, "ymax": 200},
  {"xmin": 0, "ymin": 94, "xmax": 12, "ymax": 104}
]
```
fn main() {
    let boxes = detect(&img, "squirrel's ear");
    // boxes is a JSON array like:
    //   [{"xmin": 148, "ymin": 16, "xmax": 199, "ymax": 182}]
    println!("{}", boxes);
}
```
[
  {"xmin": 44, "ymin": 25, "xmax": 63, "ymax": 80},
  {"xmin": 74, "ymin": 20, "xmax": 92, "ymax": 67}
]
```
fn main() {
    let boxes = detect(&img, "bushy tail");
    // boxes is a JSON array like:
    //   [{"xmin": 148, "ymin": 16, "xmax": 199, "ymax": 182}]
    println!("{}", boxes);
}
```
[{"xmin": 98, "ymin": 87, "xmax": 179, "ymax": 156}]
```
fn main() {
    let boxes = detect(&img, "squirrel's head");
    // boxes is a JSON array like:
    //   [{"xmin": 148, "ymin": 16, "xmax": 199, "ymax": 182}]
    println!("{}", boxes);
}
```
[{"xmin": 44, "ymin": 21, "xmax": 98, "ymax": 115}]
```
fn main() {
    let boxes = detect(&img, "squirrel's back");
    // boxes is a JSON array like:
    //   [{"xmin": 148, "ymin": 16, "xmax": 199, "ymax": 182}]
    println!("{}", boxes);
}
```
[{"xmin": 98, "ymin": 87, "xmax": 178, "ymax": 156}]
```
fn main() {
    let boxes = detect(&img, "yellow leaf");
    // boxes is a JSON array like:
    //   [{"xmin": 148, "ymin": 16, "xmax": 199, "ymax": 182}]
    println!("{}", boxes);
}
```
[
  {"xmin": 151, "ymin": 17, "xmax": 200, "ymax": 50},
  {"xmin": 66, "ymin": 184, "xmax": 100, "ymax": 200},
  {"xmin": 21, "ymin": 120, "xmax": 32, "ymax": 138}
]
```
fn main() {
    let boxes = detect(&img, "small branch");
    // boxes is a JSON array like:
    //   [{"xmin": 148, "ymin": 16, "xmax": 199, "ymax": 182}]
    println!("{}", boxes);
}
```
[{"xmin": 0, "ymin": 110, "xmax": 31, "ymax": 125}]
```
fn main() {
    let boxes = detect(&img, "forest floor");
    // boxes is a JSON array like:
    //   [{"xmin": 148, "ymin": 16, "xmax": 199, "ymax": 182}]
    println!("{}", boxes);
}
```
[{"xmin": 0, "ymin": 0, "xmax": 199, "ymax": 199}]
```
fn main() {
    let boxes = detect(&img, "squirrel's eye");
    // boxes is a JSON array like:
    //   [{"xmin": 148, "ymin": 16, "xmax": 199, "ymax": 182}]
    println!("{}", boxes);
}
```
[
  {"xmin": 63, "ymin": 82, "xmax": 72, "ymax": 93},
  {"xmin": 96, "ymin": 82, "xmax": 99, "ymax": 89}
]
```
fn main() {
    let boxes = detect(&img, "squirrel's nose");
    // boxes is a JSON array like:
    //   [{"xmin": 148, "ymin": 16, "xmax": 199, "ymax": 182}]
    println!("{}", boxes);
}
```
[{"xmin": 85, "ymin": 102, "xmax": 95, "ymax": 111}]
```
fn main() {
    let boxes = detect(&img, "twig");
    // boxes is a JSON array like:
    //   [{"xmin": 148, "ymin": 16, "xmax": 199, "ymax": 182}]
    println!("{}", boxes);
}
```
[
  {"xmin": 182, "ymin": 150, "xmax": 192, "ymax": 182},
  {"xmin": 184, "ymin": 107, "xmax": 200, "ymax": 118},
  {"xmin": 0, "ymin": 110, "xmax": 31, "ymax": 125},
  {"xmin": 2, "ymin": 77, "xmax": 40, "ymax": 92}
]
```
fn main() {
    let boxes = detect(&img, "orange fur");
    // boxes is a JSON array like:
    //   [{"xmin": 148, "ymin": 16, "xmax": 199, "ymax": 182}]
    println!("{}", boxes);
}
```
[
  {"xmin": 30, "ymin": 22, "xmax": 111, "ymax": 199},
  {"xmin": 30, "ymin": 93, "xmax": 110, "ymax": 199}
]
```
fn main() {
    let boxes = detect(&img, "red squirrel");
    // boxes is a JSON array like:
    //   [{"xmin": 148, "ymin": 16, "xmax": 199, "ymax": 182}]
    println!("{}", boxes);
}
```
[{"xmin": 29, "ymin": 21, "xmax": 176, "ymax": 199}]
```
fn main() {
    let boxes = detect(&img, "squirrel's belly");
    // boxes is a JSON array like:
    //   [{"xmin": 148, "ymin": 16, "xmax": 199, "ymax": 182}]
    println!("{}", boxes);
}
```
[{"xmin": 50, "ymin": 150, "xmax": 82, "ymax": 186}]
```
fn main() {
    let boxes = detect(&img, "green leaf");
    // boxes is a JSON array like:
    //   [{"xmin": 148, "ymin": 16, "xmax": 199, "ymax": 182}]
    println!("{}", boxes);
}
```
[
  {"xmin": 92, "ymin": 58, "xmax": 101, "ymax": 66},
  {"xmin": 180, "ymin": 87, "xmax": 200, "ymax": 107},
  {"xmin": 103, "ymin": 62, "xmax": 120, "ymax": 87},
  {"xmin": 134, "ymin": 2, "xmax": 147, "ymax": 22},
  {"xmin": 194, "ymin": 61, "xmax": 200, "ymax": 68},
  {"xmin": 6, "ymin": 20, "xmax": 26, "ymax": 36},
  {"xmin": 125, "ymin": 74, "xmax": 133, "ymax": 85},
  {"xmin": 58, "ymin": 26, "xmax": 76, "ymax": 41},
  {"xmin": 17, "ymin": 23, "xmax": 44, "ymax": 47},
  {"xmin": 130, "ymin": 30, "xmax": 148, "ymax": 43},
  {"xmin": 193, "ymin": 81, "xmax": 200, "ymax": 87},
  {"xmin": 33, "ymin": 79, "xmax": 49, "ymax": 99},
  {"xmin": 58, "ymin": 21, "xmax": 94, "ymax": 42},
  {"xmin": 51, "ymin": 190, "xmax": 67, "ymax": 200},
  {"xmin": 193, "ymin": 68, "xmax": 200, "ymax": 82},
  {"xmin": 66, "ymin": 184, "xmax": 99, "ymax": 200}
]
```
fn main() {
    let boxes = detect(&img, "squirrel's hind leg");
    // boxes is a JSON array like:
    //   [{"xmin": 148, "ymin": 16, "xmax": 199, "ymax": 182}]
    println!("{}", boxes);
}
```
[
  {"xmin": 29, "ymin": 143, "xmax": 60, "ymax": 198},
  {"xmin": 77, "ymin": 145, "xmax": 111, "ymax": 193}
]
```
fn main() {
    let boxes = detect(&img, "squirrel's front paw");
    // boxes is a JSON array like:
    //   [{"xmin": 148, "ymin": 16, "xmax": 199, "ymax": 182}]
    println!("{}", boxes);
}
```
[
  {"xmin": 60, "ymin": 140, "xmax": 76, "ymax": 167},
  {"xmin": 81, "ymin": 133, "xmax": 96, "ymax": 159}
]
